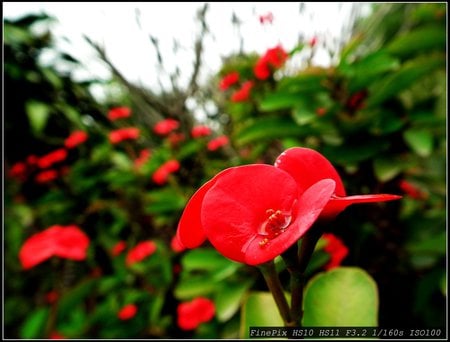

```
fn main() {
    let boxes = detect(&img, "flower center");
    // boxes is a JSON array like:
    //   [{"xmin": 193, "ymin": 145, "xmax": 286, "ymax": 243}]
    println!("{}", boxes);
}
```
[{"xmin": 258, "ymin": 209, "xmax": 292, "ymax": 247}]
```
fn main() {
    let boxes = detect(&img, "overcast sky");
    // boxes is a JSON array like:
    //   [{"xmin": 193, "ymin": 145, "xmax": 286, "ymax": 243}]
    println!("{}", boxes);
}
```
[{"xmin": 3, "ymin": 2, "xmax": 370, "ymax": 95}]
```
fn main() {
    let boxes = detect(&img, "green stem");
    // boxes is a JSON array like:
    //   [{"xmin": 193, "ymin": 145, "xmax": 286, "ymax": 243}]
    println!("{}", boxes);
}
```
[
  {"xmin": 298, "ymin": 224, "xmax": 325, "ymax": 274},
  {"xmin": 282, "ymin": 243, "xmax": 303, "ymax": 327},
  {"xmin": 259, "ymin": 261, "xmax": 293, "ymax": 326}
]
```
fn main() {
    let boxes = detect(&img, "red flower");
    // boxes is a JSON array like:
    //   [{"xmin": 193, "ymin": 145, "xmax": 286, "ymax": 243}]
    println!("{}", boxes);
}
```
[
  {"xmin": 111, "ymin": 240, "xmax": 127, "ymax": 256},
  {"xmin": 191, "ymin": 125, "xmax": 212, "ymax": 138},
  {"xmin": 126, "ymin": 241, "xmax": 157, "ymax": 266},
  {"xmin": 177, "ymin": 147, "xmax": 401, "ymax": 265},
  {"xmin": 108, "ymin": 106, "xmax": 132, "ymax": 121},
  {"xmin": 153, "ymin": 118, "xmax": 180, "ymax": 136},
  {"xmin": 254, "ymin": 45, "xmax": 288, "ymax": 80},
  {"xmin": 207, "ymin": 135, "xmax": 229, "ymax": 151},
  {"xmin": 259, "ymin": 12, "xmax": 274, "ymax": 25},
  {"xmin": 9, "ymin": 162, "xmax": 27, "ymax": 179},
  {"xmin": 152, "ymin": 160, "xmax": 180, "ymax": 185},
  {"xmin": 177, "ymin": 297, "xmax": 215, "ymax": 330},
  {"xmin": 109, "ymin": 127, "xmax": 140, "ymax": 144},
  {"xmin": 64, "ymin": 130, "xmax": 88, "ymax": 149},
  {"xmin": 219, "ymin": 71, "xmax": 240, "ymax": 91},
  {"xmin": 118, "ymin": 304, "xmax": 138, "ymax": 320},
  {"xmin": 134, "ymin": 149, "xmax": 152, "ymax": 169},
  {"xmin": 231, "ymin": 81, "xmax": 254, "ymax": 102},
  {"xmin": 35, "ymin": 169, "xmax": 58, "ymax": 184},
  {"xmin": 398, "ymin": 180, "xmax": 427, "ymax": 200},
  {"xmin": 322, "ymin": 233, "xmax": 349, "ymax": 270},
  {"xmin": 26, "ymin": 155, "xmax": 38, "ymax": 165},
  {"xmin": 37, "ymin": 149, "xmax": 68, "ymax": 169},
  {"xmin": 171, "ymin": 235, "xmax": 186, "ymax": 253},
  {"xmin": 19, "ymin": 225, "xmax": 90, "ymax": 270}
]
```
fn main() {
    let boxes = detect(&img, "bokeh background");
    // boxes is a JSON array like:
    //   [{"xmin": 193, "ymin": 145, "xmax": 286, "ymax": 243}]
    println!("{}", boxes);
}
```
[{"xmin": 3, "ymin": 2, "xmax": 447, "ymax": 339}]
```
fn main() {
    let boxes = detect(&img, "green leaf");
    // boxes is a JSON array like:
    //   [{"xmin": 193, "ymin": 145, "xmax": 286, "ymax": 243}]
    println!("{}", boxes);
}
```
[
  {"xmin": 344, "ymin": 51, "xmax": 400, "ymax": 92},
  {"xmin": 403, "ymin": 129, "xmax": 433, "ymax": 157},
  {"xmin": 322, "ymin": 139, "xmax": 390, "ymax": 165},
  {"xmin": 259, "ymin": 93, "xmax": 303, "ymax": 112},
  {"xmin": 302, "ymin": 267, "xmax": 379, "ymax": 326},
  {"xmin": 240, "ymin": 292, "xmax": 285, "ymax": 338},
  {"xmin": 367, "ymin": 55, "xmax": 445, "ymax": 107},
  {"xmin": 145, "ymin": 188, "xmax": 186, "ymax": 215},
  {"xmin": 386, "ymin": 25, "xmax": 446, "ymax": 58},
  {"xmin": 277, "ymin": 73, "xmax": 326, "ymax": 94},
  {"xmin": 405, "ymin": 231, "xmax": 446, "ymax": 256},
  {"xmin": 235, "ymin": 116, "xmax": 309, "ymax": 146},
  {"xmin": 373, "ymin": 157, "xmax": 403, "ymax": 182},
  {"xmin": 174, "ymin": 274, "xmax": 218, "ymax": 300},
  {"xmin": 215, "ymin": 280, "xmax": 253, "ymax": 322},
  {"xmin": 25, "ymin": 100, "xmax": 50, "ymax": 135},
  {"xmin": 181, "ymin": 248, "xmax": 237, "ymax": 272},
  {"xmin": 20, "ymin": 307, "xmax": 49, "ymax": 339},
  {"xmin": 57, "ymin": 279, "xmax": 96, "ymax": 320},
  {"xmin": 292, "ymin": 106, "xmax": 317, "ymax": 125}
]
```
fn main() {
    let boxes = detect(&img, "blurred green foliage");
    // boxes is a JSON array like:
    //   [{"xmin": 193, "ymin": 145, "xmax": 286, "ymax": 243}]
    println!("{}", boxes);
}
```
[{"xmin": 4, "ymin": 3, "xmax": 447, "ymax": 338}]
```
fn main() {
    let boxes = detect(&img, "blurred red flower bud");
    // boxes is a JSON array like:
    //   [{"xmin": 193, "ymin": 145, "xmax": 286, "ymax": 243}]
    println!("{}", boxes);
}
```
[
  {"xmin": 322, "ymin": 233, "xmax": 349, "ymax": 270},
  {"xmin": 177, "ymin": 297, "xmax": 215, "ymax": 330},
  {"xmin": 35, "ymin": 169, "xmax": 58, "ymax": 184},
  {"xmin": 153, "ymin": 118, "xmax": 180, "ymax": 136},
  {"xmin": 191, "ymin": 125, "xmax": 212, "ymax": 138},
  {"xmin": 126, "ymin": 241, "xmax": 157, "ymax": 266},
  {"xmin": 152, "ymin": 160, "xmax": 180, "ymax": 185},
  {"xmin": 231, "ymin": 81, "xmax": 254, "ymax": 102},
  {"xmin": 111, "ymin": 240, "xmax": 127, "ymax": 256},
  {"xmin": 207, "ymin": 135, "xmax": 229, "ymax": 151},
  {"xmin": 37, "ymin": 149, "xmax": 68, "ymax": 169},
  {"xmin": 64, "ymin": 130, "xmax": 88, "ymax": 149},
  {"xmin": 109, "ymin": 127, "xmax": 140, "ymax": 144},
  {"xmin": 108, "ymin": 106, "xmax": 132, "ymax": 121},
  {"xmin": 219, "ymin": 71, "xmax": 240, "ymax": 91},
  {"xmin": 118, "ymin": 304, "xmax": 138, "ymax": 320}
]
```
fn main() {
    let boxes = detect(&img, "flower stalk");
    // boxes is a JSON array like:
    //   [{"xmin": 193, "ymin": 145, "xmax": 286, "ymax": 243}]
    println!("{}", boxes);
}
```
[{"xmin": 259, "ymin": 261, "xmax": 293, "ymax": 326}]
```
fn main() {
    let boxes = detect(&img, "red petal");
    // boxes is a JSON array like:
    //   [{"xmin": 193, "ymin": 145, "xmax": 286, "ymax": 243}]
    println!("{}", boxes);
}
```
[
  {"xmin": 54, "ymin": 225, "xmax": 90, "ymax": 260},
  {"xmin": 19, "ymin": 227, "xmax": 61, "ymax": 269},
  {"xmin": 244, "ymin": 179, "xmax": 336, "ymax": 265},
  {"xmin": 201, "ymin": 164, "xmax": 299, "ymax": 263},
  {"xmin": 322, "ymin": 194, "xmax": 403, "ymax": 220},
  {"xmin": 274, "ymin": 147, "xmax": 346, "ymax": 196},
  {"xmin": 177, "ymin": 168, "xmax": 234, "ymax": 248}
]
